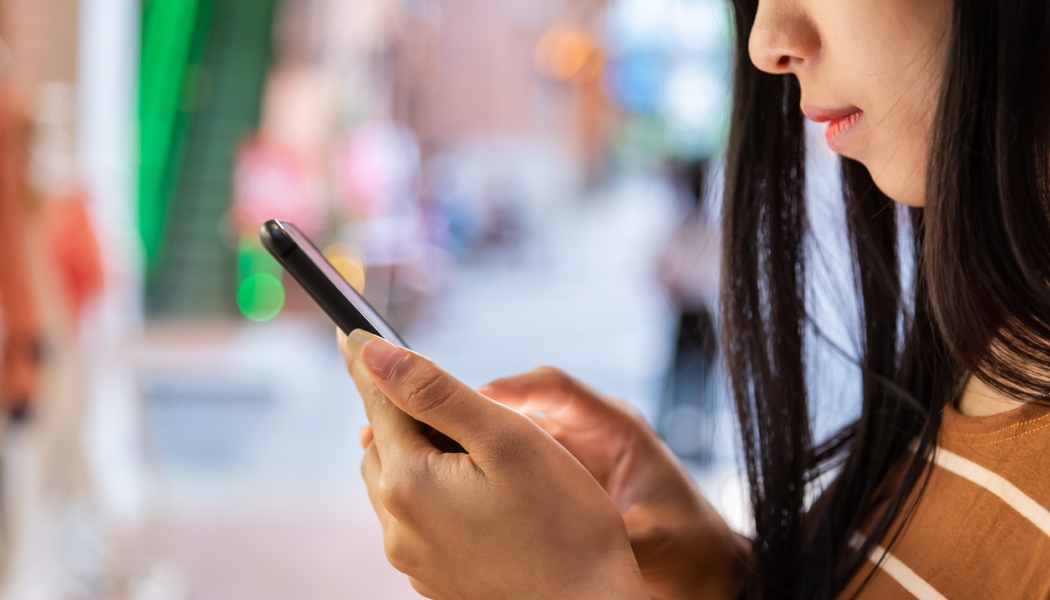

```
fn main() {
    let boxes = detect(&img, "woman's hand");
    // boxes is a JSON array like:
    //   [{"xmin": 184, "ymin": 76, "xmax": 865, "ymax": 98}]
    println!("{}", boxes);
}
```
[
  {"xmin": 480, "ymin": 367, "xmax": 750, "ymax": 600},
  {"xmin": 340, "ymin": 330, "xmax": 650, "ymax": 600}
]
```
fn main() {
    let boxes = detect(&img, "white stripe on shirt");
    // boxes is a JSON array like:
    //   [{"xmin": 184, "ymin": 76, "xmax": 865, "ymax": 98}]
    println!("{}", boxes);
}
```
[
  {"xmin": 850, "ymin": 533, "xmax": 948, "ymax": 600},
  {"xmin": 929, "ymin": 447, "xmax": 1050, "ymax": 537}
]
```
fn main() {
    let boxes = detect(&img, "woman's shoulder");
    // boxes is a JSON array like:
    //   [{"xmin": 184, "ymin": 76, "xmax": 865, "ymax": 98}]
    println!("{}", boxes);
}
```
[
  {"xmin": 935, "ymin": 399, "xmax": 1050, "ymax": 511},
  {"xmin": 837, "ymin": 401, "xmax": 1050, "ymax": 599}
]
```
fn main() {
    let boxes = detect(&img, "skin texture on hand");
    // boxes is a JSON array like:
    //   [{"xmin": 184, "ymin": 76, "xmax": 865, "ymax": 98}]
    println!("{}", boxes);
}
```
[
  {"xmin": 339, "ymin": 329, "xmax": 650, "ymax": 600},
  {"xmin": 480, "ymin": 367, "xmax": 751, "ymax": 600}
]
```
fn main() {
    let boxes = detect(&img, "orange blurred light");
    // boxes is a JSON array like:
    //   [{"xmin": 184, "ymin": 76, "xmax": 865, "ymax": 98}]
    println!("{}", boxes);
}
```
[
  {"xmin": 534, "ymin": 26, "xmax": 600, "ymax": 82},
  {"xmin": 323, "ymin": 243, "xmax": 367, "ymax": 293}
]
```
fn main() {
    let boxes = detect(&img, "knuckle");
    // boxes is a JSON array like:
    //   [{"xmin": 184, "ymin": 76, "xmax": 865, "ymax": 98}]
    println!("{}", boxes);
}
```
[
  {"xmin": 377, "ymin": 470, "xmax": 422, "ymax": 516},
  {"xmin": 403, "ymin": 366, "xmax": 456, "ymax": 418},
  {"xmin": 383, "ymin": 532, "xmax": 415, "ymax": 574},
  {"xmin": 614, "ymin": 396, "xmax": 645, "ymax": 421},
  {"xmin": 377, "ymin": 472, "xmax": 401, "ymax": 509},
  {"xmin": 533, "ymin": 365, "xmax": 566, "ymax": 381},
  {"xmin": 408, "ymin": 577, "xmax": 435, "ymax": 599},
  {"xmin": 533, "ymin": 365, "xmax": 574, "ymax": 389}
]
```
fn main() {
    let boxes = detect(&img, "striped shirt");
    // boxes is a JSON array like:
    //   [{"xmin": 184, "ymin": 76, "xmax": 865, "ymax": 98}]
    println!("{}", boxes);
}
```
[{"xmin": 838, "ymin": 401, "xmax": 1050, "ymax": 599}]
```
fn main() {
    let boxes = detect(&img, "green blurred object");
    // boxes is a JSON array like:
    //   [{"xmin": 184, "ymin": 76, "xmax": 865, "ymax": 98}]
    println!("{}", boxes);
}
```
[
  {"xmin": 237, "ymin": 273, "xmax": 285, "ymax": 322},
  {"xmin": 139, "ymin": 0, "xmax": 278, "ymax": 316},
  {"xmin": 236, "ymin": 236, "xmax": 285, "ymax": 321},
  {"xmin": 237, "ymin": 235, "xmax": 282, "ymax": 281},
  {"xmin": 138, "ymin": 0, "xmax": 209, "ymax": 269}
]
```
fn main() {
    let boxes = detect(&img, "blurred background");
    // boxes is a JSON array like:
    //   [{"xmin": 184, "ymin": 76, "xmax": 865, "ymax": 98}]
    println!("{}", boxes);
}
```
[{"xmin": 0, "ymin": 0, "xmax": 859, "ymax": 598}]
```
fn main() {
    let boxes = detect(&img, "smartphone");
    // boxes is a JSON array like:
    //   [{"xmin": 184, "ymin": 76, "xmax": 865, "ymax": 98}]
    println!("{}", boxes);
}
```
[
  {"xmin": 260, "ymin": 219, "xmax": 465, "ymax": 452},
  {"xmin": 260, "ymin": 220, "xmax": 407, "ymax": 341}
]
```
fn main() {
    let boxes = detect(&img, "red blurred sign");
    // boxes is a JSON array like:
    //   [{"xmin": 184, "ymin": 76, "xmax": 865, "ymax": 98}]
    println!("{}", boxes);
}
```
[{"xmin": 232, "ymin": 134, "xmax": 324, "ymax": 235}]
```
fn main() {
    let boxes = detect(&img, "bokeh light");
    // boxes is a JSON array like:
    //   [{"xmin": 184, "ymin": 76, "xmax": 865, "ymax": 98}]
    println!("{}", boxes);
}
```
[
  {"xmin": 534, "ymin": 26, "xmax": 602, "ymax": 82},
  {"xmin": 237, "ymin": 272, "xmax": 285, "ymax": 321},
  {"xmin": 323, "ymin": 243, "xmax": 367, "ymax": 293}
]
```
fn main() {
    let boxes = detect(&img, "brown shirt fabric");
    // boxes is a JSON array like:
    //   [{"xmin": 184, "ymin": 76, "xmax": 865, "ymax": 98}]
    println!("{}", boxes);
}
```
[{"xmin": 838, "ymin": 401, "xmax": 1050, "ymax": 599}]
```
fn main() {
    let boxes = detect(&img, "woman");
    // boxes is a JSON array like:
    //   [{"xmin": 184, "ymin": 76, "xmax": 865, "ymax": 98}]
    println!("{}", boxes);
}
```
[{"xmin": 339, "ymin": 0, "xmax": 1050, "ymax": 597}]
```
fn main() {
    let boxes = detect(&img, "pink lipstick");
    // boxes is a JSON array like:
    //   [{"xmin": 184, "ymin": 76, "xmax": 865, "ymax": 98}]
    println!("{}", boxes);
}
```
[
  {"xmin": 801, "ymin": 105, "xmax": 864, "ymax": 151},
  {"xmin": 824, "ymin": 111, "xmax": 862, "ymax": 149}
]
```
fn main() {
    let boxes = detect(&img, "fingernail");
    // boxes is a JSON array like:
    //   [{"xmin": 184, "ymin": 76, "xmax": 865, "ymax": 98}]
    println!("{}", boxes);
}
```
[
  {"xmin": 344, "ymin": 329, "xmax": 374, "ymax": 357},
  {"xmin": 357, "ymin": 334, "xmax": 407, "ymax": 380},
  {"xmin": 336, "ymin": 327, "xmax": 348, "ymax": 347}
]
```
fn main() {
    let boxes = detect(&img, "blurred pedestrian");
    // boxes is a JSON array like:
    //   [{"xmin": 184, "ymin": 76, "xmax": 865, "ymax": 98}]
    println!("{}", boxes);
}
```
[
  {"xmin": 655, "ymin": 158, "xmax": 721, "ymax": 464},
  {"xmin": 0, "ymin": 88, "xmax": 39, "ymax": 421}
]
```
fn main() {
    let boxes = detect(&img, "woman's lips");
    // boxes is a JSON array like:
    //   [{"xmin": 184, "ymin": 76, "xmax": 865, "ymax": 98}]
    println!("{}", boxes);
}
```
[
  {"xmin": 824, "ymin": 111, "xmax": 863, "ymax": 149},
  {"xmin": 801, "ymin": 105, "xmax": 864, "ymax": 151}
]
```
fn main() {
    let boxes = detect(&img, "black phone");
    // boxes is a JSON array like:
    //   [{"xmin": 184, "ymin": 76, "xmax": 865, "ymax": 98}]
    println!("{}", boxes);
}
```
[
  {"xmin": 260, "ymin": 219, "xmax": 406, "ymax": 342},
  {"xmin": 260, "ymin": 219, "xmax": 465, "ymax": 453}
]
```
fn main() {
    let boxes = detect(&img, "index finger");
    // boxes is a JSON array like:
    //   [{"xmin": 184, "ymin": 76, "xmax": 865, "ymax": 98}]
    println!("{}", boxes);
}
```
[{"xmin": 480, "ymin": 367, "xmax": 640, "ymax": 428}]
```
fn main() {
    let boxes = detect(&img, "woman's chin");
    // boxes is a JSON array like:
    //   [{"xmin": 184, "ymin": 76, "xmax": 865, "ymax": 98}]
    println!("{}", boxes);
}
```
[
  {"xmin": 890, "ymin": 190, "xmax": 926, "ymax": 207},
  {"xmin": 869, "ymin": 169, "xmax": 927, "ymax": 207}
]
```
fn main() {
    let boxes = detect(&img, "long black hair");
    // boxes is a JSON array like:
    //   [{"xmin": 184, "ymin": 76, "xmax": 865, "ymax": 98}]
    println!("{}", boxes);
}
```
[{"xmin": 719, "ymin": 0, "xmax": 1050, "ymax": 597}]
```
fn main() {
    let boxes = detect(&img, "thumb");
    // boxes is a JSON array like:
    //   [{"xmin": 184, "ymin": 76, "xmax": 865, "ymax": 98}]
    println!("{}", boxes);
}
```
[{"xmin": 347, "ymin": 330, "xmax": 524, "ymax": 455}]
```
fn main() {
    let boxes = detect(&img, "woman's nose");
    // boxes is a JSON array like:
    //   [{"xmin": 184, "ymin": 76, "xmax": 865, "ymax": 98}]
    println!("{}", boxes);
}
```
[{"xmin": 748, "ymin": 1, "xmax": 821, "ymax": 75}]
